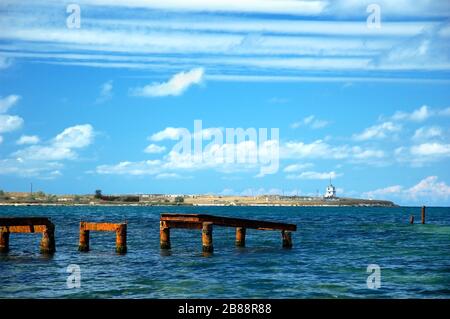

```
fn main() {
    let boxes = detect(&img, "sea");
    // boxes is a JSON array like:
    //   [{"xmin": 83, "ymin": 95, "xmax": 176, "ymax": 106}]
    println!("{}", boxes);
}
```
[{"xmin": 0, "ymin": 205, "xmax": 449, "ymax": 298}]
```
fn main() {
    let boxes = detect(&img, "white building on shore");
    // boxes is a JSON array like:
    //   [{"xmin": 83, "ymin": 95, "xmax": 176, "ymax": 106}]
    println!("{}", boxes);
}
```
[{"xmin": 324, "ymin": 178, "xmax": 337, "ymax": 199}]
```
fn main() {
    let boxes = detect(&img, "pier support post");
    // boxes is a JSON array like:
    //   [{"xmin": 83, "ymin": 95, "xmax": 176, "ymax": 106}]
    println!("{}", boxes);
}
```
[
  {"xmin": 79, "ymin": 223, "xmax": 90, "ymax": 252},
  {"xmin": 236, "ymin": 227, "xmax": 246, "ymax": 247},
  {"xmin": 39, "ymin": 224, "xmax": 55, "ymax": 254},
  {"xmin": 410, "ymin": 215, "xmax": 415, "ymax": 224},
  {"xmin": 116, "ymin": 224, "xmax": 127, "ymax": 254},
  {"xmin": 282, "ymin": 231, "xmax": 292, "ymax": 249},
  {"xmin": 0, "ymin": 231, "xmax": 10, "ymax": 253},
  {"xmin": 421, "ymin": 206, "xmax": 426, "ymax": 224},
  {"xmin": 202, "ymin": 222, "xmax": 214, "ymax": 253},
  {"xmin": 160, "ymin": 221, "xmax": 171, "ymax": 249}
]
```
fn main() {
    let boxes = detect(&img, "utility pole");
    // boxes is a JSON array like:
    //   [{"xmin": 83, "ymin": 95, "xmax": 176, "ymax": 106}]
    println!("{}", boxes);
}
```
[{"xmin": 30, "ymin": 182, "xmax": 33, "ymax": 196}]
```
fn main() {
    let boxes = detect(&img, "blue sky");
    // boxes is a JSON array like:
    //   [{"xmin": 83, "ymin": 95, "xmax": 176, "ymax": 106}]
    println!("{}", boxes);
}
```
[{"xmin": 0, "ymin": 0, "xmax": 450, "ymax": 206}]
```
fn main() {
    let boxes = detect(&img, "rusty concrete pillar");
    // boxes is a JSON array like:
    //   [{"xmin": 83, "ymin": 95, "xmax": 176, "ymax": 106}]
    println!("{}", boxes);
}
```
[
  {"xmin": 40, "ymin": 224, "xmax": 55, "ymax": 254},
  {"xmin": 236, "ymin": 227, "xmax": 246, "ymax": 247},
  {"xmin": 79, "ymin": 222, "xmax": 90, "ymax": 252},
  {"xmin": 282, "ymin": 230, "xmax": 292, "ymax": 249},
  {"xmin": 0, "ymin": 231, "xmax": 10, "ymax": 253},
  {"xmin": 409, "ymin": 215, "xmax": 415, "ymax": 224},
  {"xmin": 202, "ymin": 222, "xmax": 214, "ymax": 253},
  {"xmin": 116, "ymin": 224, "xmax": 127, "ymax": 254},
  {"xmin": 160, "ymin": 221, "xmax": 171, "ymax": 249},
  {"xmin": 421, "ymin": 206, "xmax": 426, "ymax": 224}
]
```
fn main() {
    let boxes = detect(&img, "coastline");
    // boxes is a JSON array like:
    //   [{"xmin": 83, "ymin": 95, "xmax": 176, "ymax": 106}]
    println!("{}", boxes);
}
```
[{"xmin": 0, "ymin": 202, "xmax": 398, "ymax": 207}]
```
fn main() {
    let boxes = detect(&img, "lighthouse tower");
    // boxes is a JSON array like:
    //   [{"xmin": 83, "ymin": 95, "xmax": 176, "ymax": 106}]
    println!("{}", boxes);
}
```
[{"xmin": 324, "ymin": 176, "xmax": 337, "ymax": 199}]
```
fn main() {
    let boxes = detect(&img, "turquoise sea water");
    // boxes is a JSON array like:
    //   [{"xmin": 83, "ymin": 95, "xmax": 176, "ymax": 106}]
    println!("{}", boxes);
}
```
[{"xmin": 0, "ymin": 206, "xmax": 449, "ymax": 299}]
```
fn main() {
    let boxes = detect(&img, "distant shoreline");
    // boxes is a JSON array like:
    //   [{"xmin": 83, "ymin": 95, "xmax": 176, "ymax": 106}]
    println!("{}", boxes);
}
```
[
  {"xmin": 0, "ymin": 202, "xmax": 397, "ymax": 208},
  {"xmin": 0, "ymin": 193, "xmax": 398, "ymax": 207}
]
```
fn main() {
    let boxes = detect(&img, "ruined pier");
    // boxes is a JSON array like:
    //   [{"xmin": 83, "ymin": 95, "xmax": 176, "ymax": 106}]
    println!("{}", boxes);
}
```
[
  {"xmin": 0, "ymin": 217, "xmax": 56, "ymax": 254},
  {"xmin": 79, "ymin": 221, "xmax": 127, "ymax": 254},
  {"xmin": 160, "ymin": 213, "xmax": 297, "ymax": 253}
]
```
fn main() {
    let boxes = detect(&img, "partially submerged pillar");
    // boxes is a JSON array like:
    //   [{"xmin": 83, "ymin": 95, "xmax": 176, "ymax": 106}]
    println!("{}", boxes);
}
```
[
  {"xmin": 39, "ymin": 224, "xmax": 56, "ymax": 254},
  {"xmin": 421, "ymin": 206, "xmax": 426, "ymax": 224},
  {"xmin": 409, "ymin": 215, "xmax": 415, "ymax": 224},
  {"xmin": 116, "ymin": 224, "xmax": 127, "ymax": 254},
  {"xmin": 78, "ymin": 221, "xmax": 127, "ymax": 254},
  {"xmin": 160, "ymin": 221, "xmax": 171, "ymax": 249},
  {"xmin": 202, "ymin": 222, "xmax": 213, "ymax": 253},
  {"xmin": 236, "ymin": 227, "xmax": 246, "ymax": 247},
  {"xmin": 79, "ymin": 225, "xmax": 90, "ymax": 252},
  {"xmin": 0, "ymin": 230, "xmax": 10, "ymax": 253},
  {"xmin": 282, "ymin": 230, "xmax": 292, "ymax": 249}
]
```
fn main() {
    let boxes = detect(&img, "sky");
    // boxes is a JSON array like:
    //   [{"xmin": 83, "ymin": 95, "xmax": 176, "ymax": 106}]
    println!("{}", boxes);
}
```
[{"xmin": 0, "ymin": 0, "xmax": 450, "ymax": 206}]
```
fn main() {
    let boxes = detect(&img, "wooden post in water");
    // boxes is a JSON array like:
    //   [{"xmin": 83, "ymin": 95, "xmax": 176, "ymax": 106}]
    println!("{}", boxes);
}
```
[
  {"xmin": 236, "ymin": 227, "xmax": 246, "ymax": 247},
  {"xmin": 116, "ymin": 224, "xmax": 127, "ymax": 254},
  {"xmin": 202, "ymin": 222, "xmax": 214, "ymax": 253},
  {"xmin": 160, "ymin": 221, "xmax": 171, "ymax": 249},
  {"xmin": 39, "ymin": 224, "xmax": 56, "ymax": 254},
  {"xmin": 0, "ymin": 231, "xmax": 10, "ymax": 253},
  {"xmin": 282, "ymin": 230, "xmax": 293, "ymax": 249},
  {"xmin": 79, "ymin": 225, "xmax": 90, "ymax": 252},
  {"xmin": 421, "ymin": 206, "xmax": 426, "ymax": 224},
  {"xmin": 409, "ymin": 215, "xmax": 415, "ymax": 224}
]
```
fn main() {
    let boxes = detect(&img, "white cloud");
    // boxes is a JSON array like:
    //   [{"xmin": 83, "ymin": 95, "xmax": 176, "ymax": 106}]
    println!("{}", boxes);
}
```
[
  {"xmin": 283, "ymin": 163, "xmax": 314, "ymax": 173},
  {"xmin": 150, "ymin": 127, "xmax": 188, "ymax": 141},
  {"xmin": 75, "ymin": 0, "xmax": 327, "ymax": 15},
  {"xmin": 291, "ymin": 115, "xmax": 329, "ymax": 129},
  {"xmin": 412, "ymin": 126, "xmax": 443, "ymax": 141},
  {"xmin": 328, "ymin": 0, "xmax": 450, "ymax": 17},
  {"xmin": 0, "ymin": 158, "xmax": 63, "ymax": 178},
  {"xmin": 281, "ymin": 140, "xmax": 385, "ymax": 162},
  {"xmin": 353, "ymin": 121, "xmax": 401, "ymax": 141},
  {"xmin": 352, "ymin": 148, "xmax": 385, "ymax": 160},
  {"xmin": 410, "ymin": 143, "xmax": 450, "ymax": 157},
  {"xmin": 155, "ymin": 173, "xmax": 186, "ymax": 179},
  {"xmin": 0, "ymin": 95, "xmax": 21, "ymax": 113},
  {"xmin": 96, "ymin": 160, "xmax": 162, "ymax": 175},
  {"xmin": 0, "ymin": 115, "xmax": 24, "ymax": 133},
  {"xmin": 16, "ymin": 135, "xmax": 40, "ymax": 145},
  {"xmin": 95, "ymin": 80, "xmax": 113, "ymax": 103},
  {"xmin": 408, "ymin": 176, "xmax": 450, "ymax": 200},
  {"xmin": 13, "ymin": 124, "xmax": 94, "ymax": 162},
  {"xmin": 131, "ymin": 68, "xmax": 204, "ymax": 97},
  {"xmin": 287, "ymin": 171, "xmax": 342, "ymax": 180},
  {"xmin": 53, "ymin": 124, "xmax": 94, "ymax": 149},
  {"xmin": 13, "ymin": 145, "xmax": 76, "ymax": 161},
  {"xmin": 282, "ymin": 140, "xmax": 333, "ymax": 158},
  {"xmin": 392, "ymin": 105, "xmax": 431, "ymax": 122},
  {"xmin": 144, "ymin": 143, "xmax": 166, "ymax": 154},
  {"xmin": 363, "ymin": 185, "xmax": 404, "ymax": 199},
  {"xmin": 363, "ymin": 176, "xmax": 450, "ymax": 203}
]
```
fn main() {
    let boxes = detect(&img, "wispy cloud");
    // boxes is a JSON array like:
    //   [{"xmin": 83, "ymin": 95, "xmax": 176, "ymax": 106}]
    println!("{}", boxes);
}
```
[
  {"xmin": 16, "ymin": 135, "xmax": 40, "ymax": 145},
  {"xmin": 286, "ymin": 171, "xmax": 342, "ymax": 180},
  {"xmin": 353, "ymin": 122, "xmax": 401, "ymax": 141},
  {"xmin": 1, "ymin": 1, "xmax": 449, "ymax": 82},
  {"xmin": 144, "ymin": 144, "xmax": 166, "ymax": 154},
  {"xmin": 0, "ymin": 95, "xmax": 21, "ymax": 113},
  {"xmin": 412, "ymin": 126, "xmax": 443, "ymax": 141},
  {"xmin": 291, "ymin": 115, "xmax": 329, "ymax": 129},
  {"xmin": 130, "ymin": 68, "xmax": 204, "ymax": 97},
  {"xmin": 0, "ymin": 115, "xmax": 23, "ymax": 134},
  {"xmin": 74, "ymin": 0, "xmax": 327, "ymax": 15},
  {"xmin": 95, "ymin": 80, "xmax": 113, "ymax": 104}
]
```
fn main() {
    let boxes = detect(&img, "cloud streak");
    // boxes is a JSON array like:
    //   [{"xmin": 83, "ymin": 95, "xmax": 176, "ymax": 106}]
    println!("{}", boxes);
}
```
[{"xmin": 131, "ymin": 68, "xmax": 204, "ymax": 97}]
